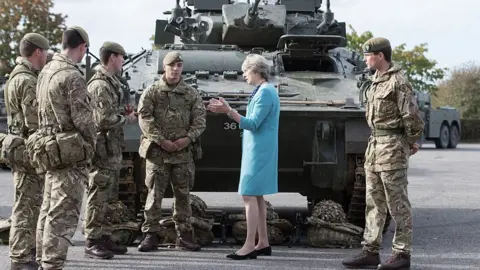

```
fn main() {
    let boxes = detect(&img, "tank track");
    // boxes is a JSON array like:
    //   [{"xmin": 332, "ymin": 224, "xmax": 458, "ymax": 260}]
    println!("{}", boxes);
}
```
[{"xmin": 346, "ymin": 155, "xmax": 392, "ymax": 234}]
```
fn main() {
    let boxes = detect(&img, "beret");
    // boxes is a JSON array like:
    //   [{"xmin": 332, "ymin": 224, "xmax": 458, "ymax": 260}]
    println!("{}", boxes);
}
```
[
  {"xmin": 362, "ymin": 37, "xmax": 391, "ymax": 53},
  {"xmin": 101, "ymin": 41, "xmax": 126, "ymax": 55},
  {"xmin": 67, "ymin": 26, "xmax": 90, "ymax": 47},
  {"xmin": 163, "ymin": 51, "xmax": 183, "ymax": 65},
  {"xmin": 22, "ymin": 33, "xmax": 50, "ymax": 50}
]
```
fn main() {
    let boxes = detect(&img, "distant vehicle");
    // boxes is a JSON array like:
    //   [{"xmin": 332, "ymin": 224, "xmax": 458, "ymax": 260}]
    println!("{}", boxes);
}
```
[{"xmin": 415, "ymin": 91, "xmax": 461, "ymax": 149}]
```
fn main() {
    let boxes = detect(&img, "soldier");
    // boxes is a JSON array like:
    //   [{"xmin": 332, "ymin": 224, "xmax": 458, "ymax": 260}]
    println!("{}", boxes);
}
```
[
  {"xmin": 3, "ymin": 33, "xmax": 49, "ymax": 270},
  {"xmin": 83, "ymin": 41, "xmax": 137, "ymax": 259},
  {"xmin": 342, "ymin": 37, "xmax": 424, "ymax": 269},
  {"xmin": 137, "ymin": 51, "xmax": 206, "ymax": 252},
  {"xmin": 32, "ymin": 26, "xmax": 95, "ymax": 270}
]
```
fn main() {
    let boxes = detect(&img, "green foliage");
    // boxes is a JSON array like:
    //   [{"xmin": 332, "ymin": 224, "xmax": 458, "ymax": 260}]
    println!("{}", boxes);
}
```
[
  {"xmin": 346, "ymin": 25, "xmax": 446, "ymax": 94},
  {"xmin": 435, "ymin": 62, "xmax": 480, "ymax": 119},
  {"xmin": 0, "ymin": 0, "xmax": 67, "ymax": 75},
  {"xmin": 150, "ymin": 35, "xmax": 161, "ymax": 50}
]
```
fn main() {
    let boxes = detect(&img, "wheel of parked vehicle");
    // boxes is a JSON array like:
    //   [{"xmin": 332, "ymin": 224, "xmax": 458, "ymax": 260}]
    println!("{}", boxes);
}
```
[
  {"xmin": 448, "ymin": 125, "xmax": 460, "ymax": 149},
  {"xmin": 435, "ymin": 124, "xmax": 450, "ymax": 149}
]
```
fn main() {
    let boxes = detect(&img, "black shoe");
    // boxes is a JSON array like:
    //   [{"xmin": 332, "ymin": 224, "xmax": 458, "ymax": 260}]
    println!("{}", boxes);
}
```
[
  {"xmin": 176, "ymin": 231, "xmax": 201, "ymax": 251},
  {"xmin": 102, "ymin": 235, "xmax": 128, "ymax": 255},
  {"xmin": 377, "ymin": 253, "xmax": 411, "ymax": 270},
  {"xmin": 138, "ymin": 233, "xmax": 159, "ymax": 252},
  {"xmin": 84, "ymin": 238, "xmax": 114, "ymax": 260},
  {"xmin": 255, "ymin": 246, "xmax": 272, "ymax": 256},
  {"xmin": 342, "ymin": 250, "xmax": 380, "ymax": 269},
  {"xmin": 226, "ymin": 250, "xmax": 257, "ymax": 260},
  {"xmin": 11, "ymin": 261, "xmax": 38, "ymax": 270}
]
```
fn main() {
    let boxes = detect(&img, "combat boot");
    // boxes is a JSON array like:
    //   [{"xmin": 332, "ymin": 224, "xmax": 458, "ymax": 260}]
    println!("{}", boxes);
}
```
[
  {"xmin": 377, "ymin": 253, "xmax": 410, "ymax": 270},
  {"xmin": 137, "ymin": 233, "xmax": 158, "ymax": 252},
  {"xmin": 176, "ymin": 231, "xmax": 201, "ymax": 251},
  {"xmin": 102, "ymin": 235, "xmax": 128, "ymax": 255},
  {"xmin": 342, "ymin": 250, "xmax": 380, "ymax": 269},
  {"xmin": 84, "ymin": 238, "xmax": 114, "ymax": 259},
  {"xmin": 10, "ymin": 261, "xmax": 38, "ymax": 270}
]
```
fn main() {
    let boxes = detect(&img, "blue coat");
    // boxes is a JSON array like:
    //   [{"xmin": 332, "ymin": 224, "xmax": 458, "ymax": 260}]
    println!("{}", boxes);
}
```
[{"xmin": 238, "ymin": 83, "xmax": 280, "ymax": 196}]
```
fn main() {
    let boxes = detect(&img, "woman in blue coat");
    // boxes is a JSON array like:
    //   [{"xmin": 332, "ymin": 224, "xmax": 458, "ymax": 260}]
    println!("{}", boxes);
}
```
[{"xmin": 207, "ymin": 53, "xmax": 280, "ymax": 260}]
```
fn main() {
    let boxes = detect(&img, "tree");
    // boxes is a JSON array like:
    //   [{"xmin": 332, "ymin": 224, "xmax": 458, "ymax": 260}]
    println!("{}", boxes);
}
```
[
  {"xmin": 150, "ymin": 35, "xmax": 162, "ymax": 50},
  {"xmin": 434, "ymin": 62, "xmax": 480, "ymax": 119},
  {"xmin": 0, "ymin": 0, "xmax": 67, "ymax": 75},
  {"xmin": 346, "ymin": 25, "xmax": 446, "ymax": 94}
]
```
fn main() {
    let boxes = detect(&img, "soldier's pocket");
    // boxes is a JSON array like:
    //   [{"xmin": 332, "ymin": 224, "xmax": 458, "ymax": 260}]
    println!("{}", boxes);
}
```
[
  {"xmin": 89, "ymin": 169, "xmax": 109, "ymax": 189},
  {"xmin": 374, "ymin": 91, "xmax": 397, "ymax": 118}
]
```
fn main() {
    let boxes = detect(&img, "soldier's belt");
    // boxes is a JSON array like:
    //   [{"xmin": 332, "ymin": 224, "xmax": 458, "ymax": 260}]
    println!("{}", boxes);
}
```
[{"xmin": 371, "ymin": 128, "xmax": 404, "ymax": 136}]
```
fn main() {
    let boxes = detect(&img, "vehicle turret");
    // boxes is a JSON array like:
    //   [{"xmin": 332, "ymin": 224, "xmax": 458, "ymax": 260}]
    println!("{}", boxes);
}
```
[{"xmin": 155, "ymin": 0, "xmax": 348, "ymax": 50}]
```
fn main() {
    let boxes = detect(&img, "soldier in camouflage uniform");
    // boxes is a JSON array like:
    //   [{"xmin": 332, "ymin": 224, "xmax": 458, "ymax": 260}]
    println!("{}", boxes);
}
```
[
  {"xmin": 342, "ymin": 37, "xmax": 424, "ymax": 270},
  {"xmin": 3, "ymin": 33, "xmax": 49, "ymax": 270},
  {"xmin": 84, "ymin": 41, "xmax": 137, "ymax": 259},
  {"xmin": 32, "ymin": 26, "xmax": 96, "ymax": 270},
  {"xmin": 137, "ymin": 51, "xmax": 206, "ymax": 252}
]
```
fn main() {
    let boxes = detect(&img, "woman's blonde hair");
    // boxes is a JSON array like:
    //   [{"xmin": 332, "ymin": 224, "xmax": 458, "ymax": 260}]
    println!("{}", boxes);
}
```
[{"xmin": 241, "ymin": 53, "xmax": 269, "ymax": 80}]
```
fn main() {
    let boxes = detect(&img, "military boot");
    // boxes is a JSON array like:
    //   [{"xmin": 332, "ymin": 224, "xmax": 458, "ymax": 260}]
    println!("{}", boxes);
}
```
[
  {"xmin": 342, "ymin": 250, "xmax": 380, "ymax": 269},
  {"xmin": 10, "ymin": 261, "xmax": 38, "ymax": 270},
  {"xmin": 137, "ymin": 233, "xmax": 159, "ymax": 252},
  {"xmin": 377, "ymin": 253, "xmax": 411, "ymax": 270},
  {"xmin": 84, "ymin": 238, "xmax": 114, "ymax": 259},
  {"xmin": 176, "ymin": 231, "xmax": 201, "ymax": 251},
  {"xmin": 102, "ymin": 235, "xmax": 128, "ymax": 255}
]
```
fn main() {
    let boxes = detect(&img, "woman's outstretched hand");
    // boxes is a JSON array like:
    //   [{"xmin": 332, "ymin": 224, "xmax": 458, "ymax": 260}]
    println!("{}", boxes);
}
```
[{"xmin": 207, "ymin": 97, "xmax": 231, "ymax": 113}]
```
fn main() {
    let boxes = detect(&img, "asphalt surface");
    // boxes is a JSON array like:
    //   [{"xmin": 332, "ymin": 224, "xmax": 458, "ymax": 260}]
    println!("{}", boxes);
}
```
[{"xmin": 0, "ymin": 142, "xmax": 479, "ymax": 270}]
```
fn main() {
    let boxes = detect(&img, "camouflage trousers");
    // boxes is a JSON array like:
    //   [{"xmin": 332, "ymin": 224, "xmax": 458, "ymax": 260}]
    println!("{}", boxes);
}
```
[
  {"xmin": 84, "ymin": 167, "xmax": 119, "ymax": 239},
  {"xmin": 36, "ymin": 167, "xmax": 88, "ymax": 269},
  {"xmin": 141, "ymin": 160, "xmax": 195, "ymax": 235},
  {"xmin": 9, "ymin": 170, "xmax": 44, "ymax": 264},
  {"xmin": 362, "ymin": 168, "xmax": 412, "ymax": 255}
]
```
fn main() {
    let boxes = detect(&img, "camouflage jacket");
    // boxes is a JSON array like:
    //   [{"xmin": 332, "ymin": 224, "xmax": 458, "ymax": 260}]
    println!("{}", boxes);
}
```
[
  {"xmin": 36, "ymin": 53, "xmax": 96, "ymax": 154},
  {"xmin": 138, "ymin": 76, "xmax": 206, "ymax": 164},
  {"xmin": 4, "ymin": 57, "xmax": 39, "ymax": 138},
  {"xmin": 87, "ymin": 65, "xmax": 125, "ymax": 169},
  {"xmin": 364, "ymin": 63, "xmax": 425, "ymax": 172}
]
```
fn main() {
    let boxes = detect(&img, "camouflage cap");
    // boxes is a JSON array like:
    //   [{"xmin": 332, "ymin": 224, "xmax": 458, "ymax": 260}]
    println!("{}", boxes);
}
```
[
  {"xmin": 67, "ymin": 26, "xmax": 90, "ymax": 47},
  {"xmin": 362, "ymin": 37, "xmax": 391, "ymax": 53},
  {"xmin": 163, "ymin": 51, "xmax": 183, "ymax": 65},
  {"xmin": 22, "ymin": 33, "xmax": 50, "ymax": 50},
  {"xmin": 102, "ymin": 41, "xmax": 126, "ymax": 55}
]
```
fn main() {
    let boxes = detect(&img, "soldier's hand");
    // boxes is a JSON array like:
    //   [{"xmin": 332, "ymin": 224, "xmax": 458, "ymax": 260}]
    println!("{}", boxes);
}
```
[
  {"xmin": 410, "ymin": 143, "xmax": 419, "ymax": 155},
  {"xmin": 160, "ymin": 140, "xmax": 178, "ymax": 152},
  {"xmin": 125, "ymin": 111, "xmax": 137, "ymax": 124},
  {"xmin": 173, "ymin": 137, "xmax": 191, "ymax": 151}
]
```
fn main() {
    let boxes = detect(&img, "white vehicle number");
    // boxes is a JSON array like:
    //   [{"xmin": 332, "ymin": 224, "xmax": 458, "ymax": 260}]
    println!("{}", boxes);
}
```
[{"xmin": 223, "ymin": 122, "xmax": 238, "ymax": 130}]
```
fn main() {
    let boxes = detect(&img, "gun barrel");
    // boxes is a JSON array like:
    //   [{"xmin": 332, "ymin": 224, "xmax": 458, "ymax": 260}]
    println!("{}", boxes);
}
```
[{"xmin": 244, "ymin": 0, "xmax": 261, "ymax": 28}]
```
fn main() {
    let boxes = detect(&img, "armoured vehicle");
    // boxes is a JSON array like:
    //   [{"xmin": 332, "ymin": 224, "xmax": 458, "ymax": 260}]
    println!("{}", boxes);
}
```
[
  {"xmin": 89, "ymin": 0, "xmax": 383, "ymax": 243},
  {"xmin": 414, "ymin": 91, "xmax": 461, "ymax": 149}
]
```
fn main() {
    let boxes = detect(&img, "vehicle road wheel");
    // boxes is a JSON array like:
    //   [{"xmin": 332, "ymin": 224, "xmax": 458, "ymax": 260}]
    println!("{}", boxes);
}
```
[
  {"xmin": 448, "ymin": 125, "xmax": 459, "ymax": 149},
  {"xmin": 434, "ymin": 124, "xmax": 450, "ymax": 149},
  {"xmin": 346, "ymin": 171, "xmax": 391, "ymax": 234}
]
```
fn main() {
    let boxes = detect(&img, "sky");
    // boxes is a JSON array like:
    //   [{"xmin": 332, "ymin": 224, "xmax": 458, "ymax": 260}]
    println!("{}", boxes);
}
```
[{"xmin": 52, "ymin": 0, "xmax": 479, "ymax": 72}]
